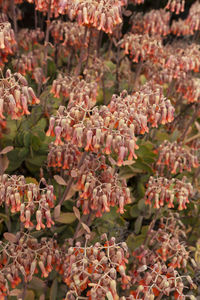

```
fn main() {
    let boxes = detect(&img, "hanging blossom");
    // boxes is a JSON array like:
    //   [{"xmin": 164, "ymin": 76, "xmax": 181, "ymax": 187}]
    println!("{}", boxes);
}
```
[
  {"xmin": 47, "ymin": 142, "xmax": 82, "ymax": 172},
  {"xmin": 130, "ymin": 10, "xmax": 170, "ymax": 36},
  {"xmin": 120, "ymin": 33, "xmax": 163, "ymax": 63},
  {"xmin": 75, "ymin": 153, "xmax": 131, "ymax": 216},
  {"xmin": 185, "ymin": 1, "xmax": 200, "ymax": 34},
  {"xmin": 46, "ymin": 83, "xmax": 174, "ymax": 166},
  {"xmin": 165, "ymin": 0, "xmax": 185, "ymax": 14},
  {"xmin": 50, "ymin": 74, "xmax": 98, "ymax": 109},
  {"xmin": 171, "ymin": 19, "xmax": 193, "ymax": 36},
  {"xmin": 63, "ymin": 234, "xmax": 130, "ymax": 300},
  {"xmin": 0, "ymin": 21, "xmax": 16, "ymax": 67},
  {"xmin": 26, "ymin": 0, "xmax": 59, "ymax": 17},
  {"xmin": 176, "ymin": 75, "xmax": 200, "ymax": 103},
  {"xmin": 0, "ymin": 69, "xmax": 40, "ymax": 120},
  {"xmin": 145, "ymin": 176, "xmax": 193, "ymax": 210},
  {"xmin": 58, "ymin": 0, "xmax": 127, "ymax": 34},
  {"xmin": 17, "ymin": 28, "xmax": 44, "ymax": 51},
  {"xmin": 0, "ymin": 232, "xmax": 60, "ymax": 298},
  {"xmin": 50, "ymin": 20, "xmax": 89, "ymax": 48},
  {"xmin": 129, "ymin": 213, "xmax": 196, "ymax": 300},
  {"xmin": 0, "ymin": 174, "xmax": 55, "ymax": 230},
  {"xmin": 12, "ymin": 49, "xmax": 42, "ymax": 76},
  {"xmin": 48, "ymin": 144, "xmax": 131, "ymax": 217},
  {"xmin": 155, "ymin": 140, "xmax": 199, "ymax": 175},
  {"xmin": 163, "ymin": 43, "xmax": 200, "ymax": 75}
]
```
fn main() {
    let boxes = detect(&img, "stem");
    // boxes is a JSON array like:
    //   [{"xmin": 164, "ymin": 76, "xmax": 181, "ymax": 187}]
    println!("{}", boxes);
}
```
[
  {"xmin": 34, "ymin": 4, "xmax": 38, "ymax": 29},
  {"xmin": 102, "ymin": 74, "xmax": 106, "ymax": 104},
  {"xmin": 133, "ymin": 61, "xmax": 143, "ymax": 89},
  {"xmin": 44, "ymin": 0, "xmax": 52, "ymax": 77},
  {"xmin": 144, "ymin": 208, "xmax": 161, "ymax": 247},
  {"xmin": 74, "ymin": 27, "xmax": 88, "ymax": 76},
  {"xmin": 11, "ymin": 0, "xmax": 17, "ymax": 35},
  {"xmin": 21, "ymin": 280, "xmax": 27, "ymax": 300},
  {"xmin": 179, "ymin": 104, "xmax": 199, "ymax": 142},
  {"xmin": 59, "ymin": 152, "xmax": 87, "ymax": 206},
  {"xmin": 115, "ymin": 42, "xmax": 120, "ymax": 94}
]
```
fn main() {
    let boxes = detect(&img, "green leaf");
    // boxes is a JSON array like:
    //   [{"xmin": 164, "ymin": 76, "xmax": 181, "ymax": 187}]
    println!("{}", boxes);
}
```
[
  {"xmin": 31, "ymin": 135, "xmax": 41, "ymax": 151},
  {"xmin": 50, "ymin": 278, "xmax": 58, "ymax": 300},
  {"xmin": 55, "ymin": 212, "xmax": 76, "ymax": 224},
  {"xmin": 137, "ymin": 198, "xmax": 146, "ymax": 211},
  {"xmin": 130, "ymin": 205, "xmax": 140, "ymax": 218},
  {"xmin": 137, "ymin": 182, "xmax": 145, "ymax": 199},
  {"xmin": 23, "ymin": 132, "xmax": 32, "ymax": 147},
  {"xmin": 26, "ymin": 155, "xmax": 46, "ymax": 167},
  {"xmin": 18, "ymin": 147, "xmax": 29, "ymax": 159},
  {"xmin": 134, "ymin": 216, "xmax": 143, "ymax": 234}
]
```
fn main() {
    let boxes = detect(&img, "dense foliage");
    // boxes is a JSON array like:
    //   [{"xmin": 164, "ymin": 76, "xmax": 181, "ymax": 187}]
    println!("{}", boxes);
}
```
[{"xmin": 0, "ymin": 0, "xmax": 200, "ymax": 299}]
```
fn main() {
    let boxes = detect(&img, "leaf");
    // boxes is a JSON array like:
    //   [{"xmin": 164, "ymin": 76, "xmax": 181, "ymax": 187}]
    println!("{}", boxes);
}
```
[
  {"xmin": 31, "ymin": 135, "xmax": 41, "ymax": 151},
  {"xmin": 81, "ymin": 222, "xmax": 91, "ymax": 234},
  {"xmin": 28, "ymin": 277, "xmax": 47, "ymax": 291},
  {"xmin": 50, "ymin": 278, "xmax": 58, "ymax": 300},
  {"xmin": 25, "ymin": 177, "xmax": 39, "ymax": 185},
  {"xmin": 134, "ymin": 216, "xmax": 143, "ymax": 234},
  {"xmin": 130, "ymin": 204, "xmax": 140, "ymax": 218},
  {"xmin": 0, "ymin": 155, "xmax": 9, "ymax": 174},
  {"xmin": 4, "ymin": 232, "xmax": 17, "ymax": 243},
  {"xmin": 18, "ymin": 147, "xmax": 29, "ymax": 159},
  {"xmin": 25, "ymin": 290, "xmax": 35, "ymax": 300},
  {"xmin": 55, "ymin": 212, "xmax": 76, "ymax": 224},
  {"xmin": 23, "ymin": 132, "xmax": 31, "ymax": 147},
  {"xmin": 54, "ymin": 175, "xmax": 67, "ymax": 186},
  {"xmin": 0, "ymin": 146, "xmax": 13, "ymax": 155},
  {"xmin": 73, "ymin": 207, "xmax": 80, "ymax": 220},
  {"xmin": 54, "ymin": 205, "xmax": 61, "ymax": 219}
]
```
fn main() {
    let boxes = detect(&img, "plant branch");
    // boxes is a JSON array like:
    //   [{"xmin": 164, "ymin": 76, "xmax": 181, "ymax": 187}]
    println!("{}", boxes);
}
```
[{"xmin": 59, "ymin": 152, "xmax": 87, "ymax": 206}]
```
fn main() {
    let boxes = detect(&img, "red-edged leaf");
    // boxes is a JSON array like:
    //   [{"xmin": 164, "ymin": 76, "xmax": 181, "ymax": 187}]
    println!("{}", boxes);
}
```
[
  {"xmin": 73, "ymin": 207, "xmax": 80, "ymax": 220},
  {"xmin": 0, "ymin": 146, "xmax": 13, "ymax": 155},
  {"xmin": 4, "ymin": 232, "xmax": 17, "ymax": 243},
  {"xmin": 54, "ymin": 175, "xmax": 67, "ymax": 186},
  {"xmin": 54, "ymin": 204, "xmax": 61, "ymax": 219},
  {"xmin": 81, "ymin": 222, "xmax": 91, "ymax": 234}
]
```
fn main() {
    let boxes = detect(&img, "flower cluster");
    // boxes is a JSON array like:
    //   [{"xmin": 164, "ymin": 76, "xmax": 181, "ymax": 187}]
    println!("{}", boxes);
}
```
[
  {"xmin": 170, "ymin": 1, "xmax": 200, "ymax": 36},
  {"xmin": 130, "ymin": 10, "xmax": 170, "ymax": 36},
  {"xmin": 130, "ymin": 213, "xmax": 195, "ymax": 299},
  {"xmin": 142, "ymin": 9, "xmax": 170, "ymax": 36},
  {"xmin": 0, "ymin": 21, "xmax": 16, "ymax": 67},
  {"xmin": 47, "ymin": 142, "xmax": 81, "ymax": 172},
  {"xmin": 0, "ymin": 174, "xmax": 55, "ymax": 230},
  {"xmin": 165, "ymin": 0, "xmax": 185, "ymax": 14},
  {"xmin": 176, "ymin": 75, "xmax": 200, "ymax": 103},
  {"xmin": 50, "ymin": 74, "xmax": 98, "ymax": 108},
  {"xmin": 58, "ymin": 0, "xmax": 127, "ymax": 34},
  {"xmin": 26, "ymin": 0, "xmax": 59, "ymax": 17},
  {"xmin": 185, "ymin": 1, "xmax": 200, "ymax": 34},
  {"xmin": 171, "ymin": 19, "xmax": 192, "ymax": 36},
  {"xmin": 164, "ymin": 43, "xmax": 200, "ymax": 74},
  {"xmin": 0, "ymin": 69, "xmax": 40, "ymax": 120},
  {"xmin": 12, "ymin": 50, "xmax": 41, "ymax": 76},
  {"xmin": 121, "ymin": 33, "xmax": 163, "ymax": 63},
  {"xmin": 155, "ymin": 140, "xmax": 199, "ymax": 175},
  {"xmin": 75, "ymin": 153, "xmax": 131, "ymax": 216},
  {"xmin": 17, "ymin": 28, "xmax": 44, "ymax": 51},
  {"xmin": 63, "ymin": 235, "xmax": 130, "ymax": 300},
  {"xmin": 47, "ymin": 83, "xmax": 174, "ymax": 165},
  {"xmin": 0, "ymin": 232, "xmax": 59, "ymax": 298},
  {"xmin": 145, "ymin": 176, "xmax": 193, "ymax": 210},
  {"xmin": 50, "ymin": 20, "xmax": 89, "ymax": 48}
]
